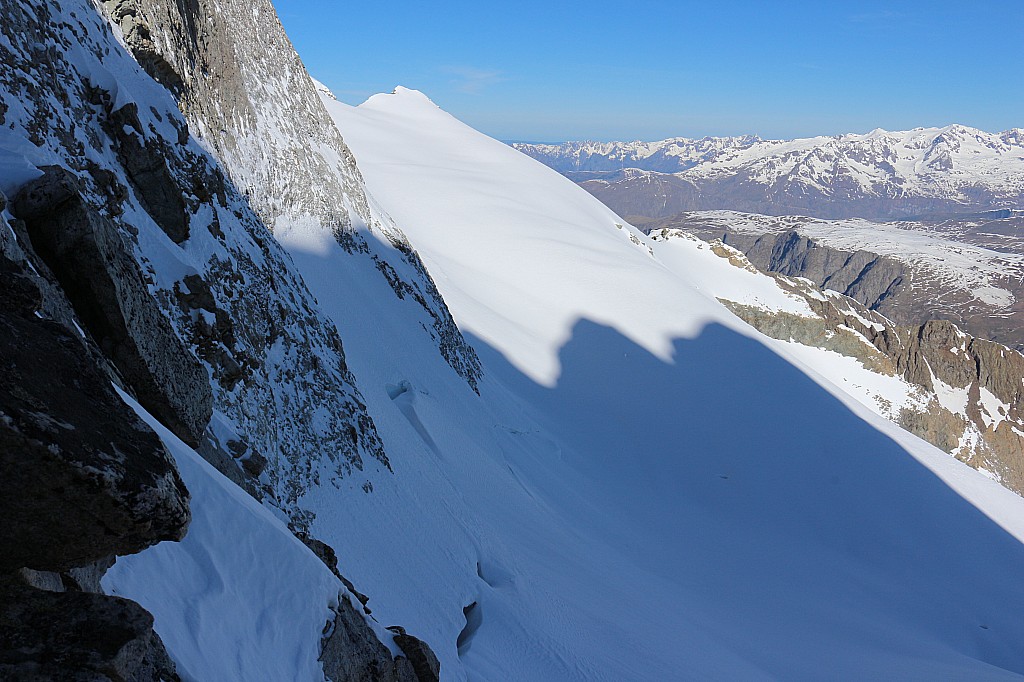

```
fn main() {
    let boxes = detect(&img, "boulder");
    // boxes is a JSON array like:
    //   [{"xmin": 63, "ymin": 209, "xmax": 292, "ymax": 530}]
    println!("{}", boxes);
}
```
[
  {"xmin": 0, "ymin": 255, "xmax": 190, "ymax": 572},
  {"xmin": 0, "ymin": 576, "xmax": 180, "ymax": 681},
  {"xmin": 12, "ymin": 167, "xmax": 212, "ymax": 446}
]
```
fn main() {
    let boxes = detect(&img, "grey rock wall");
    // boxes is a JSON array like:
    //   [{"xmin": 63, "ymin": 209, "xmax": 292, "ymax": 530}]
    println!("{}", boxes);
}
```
[
  {"xmin": 12, "ymin": 166, "xmax": 212, "ymax": 446},
  {"xmin": 705, "ymin": 229, "xmax": 914, "ymax": 325}
]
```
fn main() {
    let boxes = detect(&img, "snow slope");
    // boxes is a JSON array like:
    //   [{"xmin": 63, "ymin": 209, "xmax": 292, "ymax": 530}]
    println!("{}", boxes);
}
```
[
  {"xmin": 266, "ymin": 86, "xmax": 1024, "ymax": 680},
  {"xmin": 102, "ymin": 393, "xmax": 343, "ymax": 682}
]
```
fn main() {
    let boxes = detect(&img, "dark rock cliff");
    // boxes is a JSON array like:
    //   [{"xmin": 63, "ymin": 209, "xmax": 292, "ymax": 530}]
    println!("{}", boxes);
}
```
[
  {"xmin": 12, "ymin": 166, "xmax": 212, "ymax": 447},
  {"xmin": 707, "ymin": 229, "xmax": 915, "ymax": 325},
  {"xmin": 1, "ymin": 198, "xmax": 189, "ymax": 679},
  {"xmin": 664, "ymin": 214, "xmax": 1024, "ymax": 351}
]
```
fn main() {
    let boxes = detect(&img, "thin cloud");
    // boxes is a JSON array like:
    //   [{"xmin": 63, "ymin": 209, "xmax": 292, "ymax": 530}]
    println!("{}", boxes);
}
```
[{"xmin": 443, "ymin": 66, "xmax": 506, "ymax": 94}]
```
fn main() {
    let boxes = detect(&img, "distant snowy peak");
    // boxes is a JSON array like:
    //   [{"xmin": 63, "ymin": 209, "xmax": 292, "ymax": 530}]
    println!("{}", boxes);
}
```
[
  {"xmin": 515, "ymin": 124, "xmax": 1024, "ymax": 203},
  {"xmin": 514, "ymin": 135, "xmax": 762, "ymax": 174}
]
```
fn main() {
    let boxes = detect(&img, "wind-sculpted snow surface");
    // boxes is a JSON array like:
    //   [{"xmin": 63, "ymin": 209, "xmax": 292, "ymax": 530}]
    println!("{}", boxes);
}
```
[
  {"xmin": 103, "ymin": 391, "xmax": 343, "ymax": 681},
  {"xmin": 283, "ymin": 86, "xmax": 1024, "ymax": 680}
]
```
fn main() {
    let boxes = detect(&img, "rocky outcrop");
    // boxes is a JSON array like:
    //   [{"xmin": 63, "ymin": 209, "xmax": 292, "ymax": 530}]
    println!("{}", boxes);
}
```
[
  {"xmin": 320, "ymin": 595, "xmax": 439, "ymax": 682},
  {"xmin": 11, "ymin": 166, "xmax": 212, "ymax": 446},
  {"xmin": 0, "ymin": 254, "xmax": 190, "ymax": 572},
  {"xmin": 388, "ymin": 627, "xmax": 442, "ymax": 682},
  {"xmin": 106, "ymin": 102, "xmax": 191, "ymax": 243},
  {"xmin": 297, "ymin": 535, "xmax": 440, "ymax": 682},
  {"xmin": 0, "ymin": 576, "xmax": 180, "ymax": 682}
]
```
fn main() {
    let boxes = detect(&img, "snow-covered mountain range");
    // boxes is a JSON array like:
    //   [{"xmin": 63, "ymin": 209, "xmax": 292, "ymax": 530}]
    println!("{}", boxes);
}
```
[
  {"xmin": 5, "ymin": 0, "xmax": 1024, "ymax": 680},
  {"xmin": 515, "ymin": 126, "xmax": 1024, "ymax": 221}
]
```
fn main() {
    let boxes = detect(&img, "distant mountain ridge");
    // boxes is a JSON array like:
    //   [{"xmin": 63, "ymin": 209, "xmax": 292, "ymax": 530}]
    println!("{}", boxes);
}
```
[{"xmin": 514, "ymin": 125, "xmax": 1024, "ymax": 221}]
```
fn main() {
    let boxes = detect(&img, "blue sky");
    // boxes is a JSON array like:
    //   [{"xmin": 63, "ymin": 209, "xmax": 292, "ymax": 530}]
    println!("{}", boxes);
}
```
[{"xmin": 274, "ymin": 0, "xmax": 1023, "ymax": 142}]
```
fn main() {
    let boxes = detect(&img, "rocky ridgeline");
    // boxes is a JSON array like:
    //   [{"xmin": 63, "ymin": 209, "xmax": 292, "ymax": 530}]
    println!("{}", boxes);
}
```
[
  {"xmin": 653, "ymin": 229, "xmax": 1024, "ymax": 494},
  {"xmin": 655, "ymin": 211, "xmax": 1024, "ymax": 351},
  {"xmin": 1, "ymin": 0, "xmax": 441, "ymax": 677}
]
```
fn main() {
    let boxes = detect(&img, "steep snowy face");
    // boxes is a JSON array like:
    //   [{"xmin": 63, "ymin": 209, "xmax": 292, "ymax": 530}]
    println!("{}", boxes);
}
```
[
  {"xmin": 324, "ymin": 88, "xmax": 741, "ymax": 385},
  {"xmin": 299, "ymin": 86, "xmax": 1024, "ymax": 680},
  {"xmin": 516, "ymin": 126, "xmax": 1024, "ymax": 220}
]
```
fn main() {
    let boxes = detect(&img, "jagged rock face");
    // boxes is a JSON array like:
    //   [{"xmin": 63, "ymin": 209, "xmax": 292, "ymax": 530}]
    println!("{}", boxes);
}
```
[
  {"xmin": 0, "ymin": 222, "xmax": 187, "ymax": 678},
  {"xmin": 707, "ymin": 229, "xmax": 914, "ymax": 325},
  {"xmin": 102, "ymin": 0, "xmax": 483, "ymax": 394},
  {"xmin": 0, "ymin": 254, "xmax": 190, "ymax": 573},
  {"xmin": 664, "ymin": 232, "xmax": 1024, "ymax": 493},
  {"xmin": 12, "ymin": 166, "xmax": 212, "ymax": 446},
  {"xmin": 320, "ymin": 595, "xmax": 438, "ymax": 682},
  {"xmin": 2, "ymin": 2, "xmax": 444, "ymax": 676},
  {"xmin": 0, "ymin": 0, "xmax": 396, "ymax": 523},
  {"xmin": 102, "ymin": 0, "xmax": 370, "ymax": 234}
]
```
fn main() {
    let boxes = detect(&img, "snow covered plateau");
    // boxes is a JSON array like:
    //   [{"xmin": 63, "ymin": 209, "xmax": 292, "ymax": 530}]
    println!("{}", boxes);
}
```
[{"xmin": 3, "ymin": 1, "xmax": 1024, "ymax": 681}]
